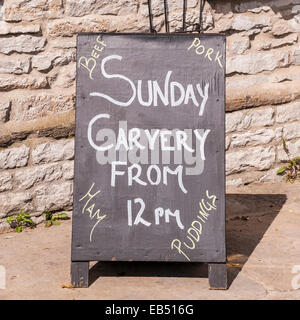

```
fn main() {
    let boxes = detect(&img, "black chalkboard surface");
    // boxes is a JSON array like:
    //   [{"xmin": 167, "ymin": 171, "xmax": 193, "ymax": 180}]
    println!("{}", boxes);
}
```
[{"xmin": 71, "ymin": 33, "xmax": 226, "ymax": 289}]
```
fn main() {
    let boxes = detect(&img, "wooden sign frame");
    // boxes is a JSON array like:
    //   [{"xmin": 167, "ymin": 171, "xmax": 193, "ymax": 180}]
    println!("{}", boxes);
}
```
[{"xmin": 71, "ymin": 33, "xmax": 227, "ymax": 289}]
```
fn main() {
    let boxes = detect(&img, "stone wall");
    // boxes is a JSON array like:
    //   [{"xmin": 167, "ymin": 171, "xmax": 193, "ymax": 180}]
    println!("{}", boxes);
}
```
[{"xmin": 1, "ymin": 0, "xmax": 300, "ymax": 231}]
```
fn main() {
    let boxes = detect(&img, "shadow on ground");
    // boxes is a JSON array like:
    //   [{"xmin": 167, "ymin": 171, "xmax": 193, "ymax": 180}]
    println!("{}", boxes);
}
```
[
  {"xmin": 226, "ymin": 193, "xmax": 287, "ymax": 287},
  {"xmin": 88, "ymin": 193, "xmax": 287, "ymax": 288}
]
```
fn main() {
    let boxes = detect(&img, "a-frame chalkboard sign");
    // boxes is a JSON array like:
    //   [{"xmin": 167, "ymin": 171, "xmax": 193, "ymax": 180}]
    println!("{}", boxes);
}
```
[{"xmin": 71, "ymin": 33, "xmax": 227, "ymax": 289}]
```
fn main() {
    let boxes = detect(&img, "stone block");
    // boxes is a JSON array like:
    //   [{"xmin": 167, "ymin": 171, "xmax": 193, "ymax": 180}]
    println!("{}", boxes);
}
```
[
  {"xmin": 0, "ymin": 101, "xmax": 11, "ymax": 123},
  {"xmin": 65, "ymin": 0, "xmax": 138, "ymax": 17},
  {"xmin": 14, "ymin": 163, "xmax": 64, "ymax": 190},
  {"xmin": 0, "ymin": 57, "xmax": 30, "ymax": 74},
  {"xmin": 0, "ymin": 145, "xmax": 29, "ymax": 169},
  {"xmin": 0, "ymin": 35, "xmax": 46, "ymax": 54},
  {"xmin": 32, "ymin": 49, "xmax": 76, "ymax": 72},
  {"xmin": 0, "ymin": 191, "xmax": 33, "ymax": 217},
  {"xmin": 219, "ymin": 14, "xmax": 271, "ymax": 32},
  {"xmin": 277, "ymin": 139, "xmax": 300, "ymax": 161},
  {"xmin": 283, "ymin": 122, "xmax": 300, "ymax": 140},
  {"xmin": 11, "ymin": 94, "xmax": 75, "ymax": 121},
  {"xmin": 4, "ymin": 0, "xmax": 63, "ymax": 21},
  {"xmin": 34, "ymin": 181, "xmax": 73, "ymax": 212},
  {"xmin": 0, "ymin": 21, "xmax": 41, "ymax": 34},
  {"xmin": 276, "ymin": 101, "xmax": 300, "ymax": 123},
  {"xmin": 32, "ymin": 140, "xmax": 74, "ymax": 164},
  {"xmin": 227, "ymin": 52, "xmax": 290, "ymax": 75},
  {"xmin": 226, "ymin": 108, "xmax": 274, "ymax": 133},
  {"xmin": 231, "ymin": 128, "xmax": 276, "ymax": 148},
  {"xmin": 0, "ymin": 75, "xmax": 48, "ymax": 91},
  {"xmin": 0, "ymin": 172, "xmax": 13, "ymax": 192},
  {"xmin": 226, "ymin": 146, "xmax": 276, "ymax": 174}
]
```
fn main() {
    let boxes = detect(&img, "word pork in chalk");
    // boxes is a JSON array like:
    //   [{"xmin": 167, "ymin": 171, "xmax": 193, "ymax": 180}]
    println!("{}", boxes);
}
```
[{"xmin": 188, "ymin": 38, "xmax": 223, "ymax": 69}]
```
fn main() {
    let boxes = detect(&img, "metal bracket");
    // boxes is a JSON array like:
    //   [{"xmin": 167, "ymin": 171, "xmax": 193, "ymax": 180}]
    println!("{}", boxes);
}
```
[
  {"xmin": 147, "ymin": 0, "xmax": 156, "ymax": 33},
  {"xmin": 195, "ymin": 0, "xmax": 207, "ymax": 33},
  {"xmin": 147, "ymin": 0, "xmax": 207, "ymax": 34},
  {"xmin": 164, "ymin": 0, "xmax": 169, "ymax": 33},
  {"xmin": 180, "ymin": 0, "xmax": 206, "ymax": 33},
  {"xmin": 147, "ymin": 0, "xmax": 169, "ymax": 33}
]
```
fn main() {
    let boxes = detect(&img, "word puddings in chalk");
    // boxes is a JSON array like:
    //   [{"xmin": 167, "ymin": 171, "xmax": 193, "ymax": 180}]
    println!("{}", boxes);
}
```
[{"xmin": 171, "ymin": 190, "xmax": 217, "ymax": 261}]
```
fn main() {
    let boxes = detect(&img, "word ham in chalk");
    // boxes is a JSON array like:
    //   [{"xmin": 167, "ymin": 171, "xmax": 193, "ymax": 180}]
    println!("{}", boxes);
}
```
[{"xmin": 90, "ymin": 55, "xmax": 210, "ymax": 116}]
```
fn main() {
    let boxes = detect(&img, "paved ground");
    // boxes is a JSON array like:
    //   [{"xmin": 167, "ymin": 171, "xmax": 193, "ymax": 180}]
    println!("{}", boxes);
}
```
[{"xmin": 0, "ymin": 182, "xmax": 300, "ymax": 300}]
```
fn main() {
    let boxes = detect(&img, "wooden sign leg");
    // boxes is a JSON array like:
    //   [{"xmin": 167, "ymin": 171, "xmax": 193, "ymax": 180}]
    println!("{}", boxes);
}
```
[
  {"xmin": 208, "ymin": 263, "xmax": 227, "ymax": 290},
  {"xmin": 71, "ymin": 261, "xmax": 89, "ymax": 288}
]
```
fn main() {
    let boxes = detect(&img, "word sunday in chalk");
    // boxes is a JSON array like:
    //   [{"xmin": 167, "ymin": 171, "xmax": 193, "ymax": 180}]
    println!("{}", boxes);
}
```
[{"xmin": 90, "ymin": 55, "xmax": 210, "ymax": 116}]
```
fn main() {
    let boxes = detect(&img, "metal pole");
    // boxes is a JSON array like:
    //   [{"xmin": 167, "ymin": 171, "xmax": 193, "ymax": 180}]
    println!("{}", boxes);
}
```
[
  {"xmin": 164, "ymin": 0, "xmax": 169, "ymax": 33},
  {"xmin": 182, "ymin": 0, "xmax": 187, "ymax": 32},
  {"xmin": 199, "ymin": 0, "xmax": 206, "ymax": 33},
  {"xmin": 147, "ymin": 0, "xmax": 155, "ymax": 33}
]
